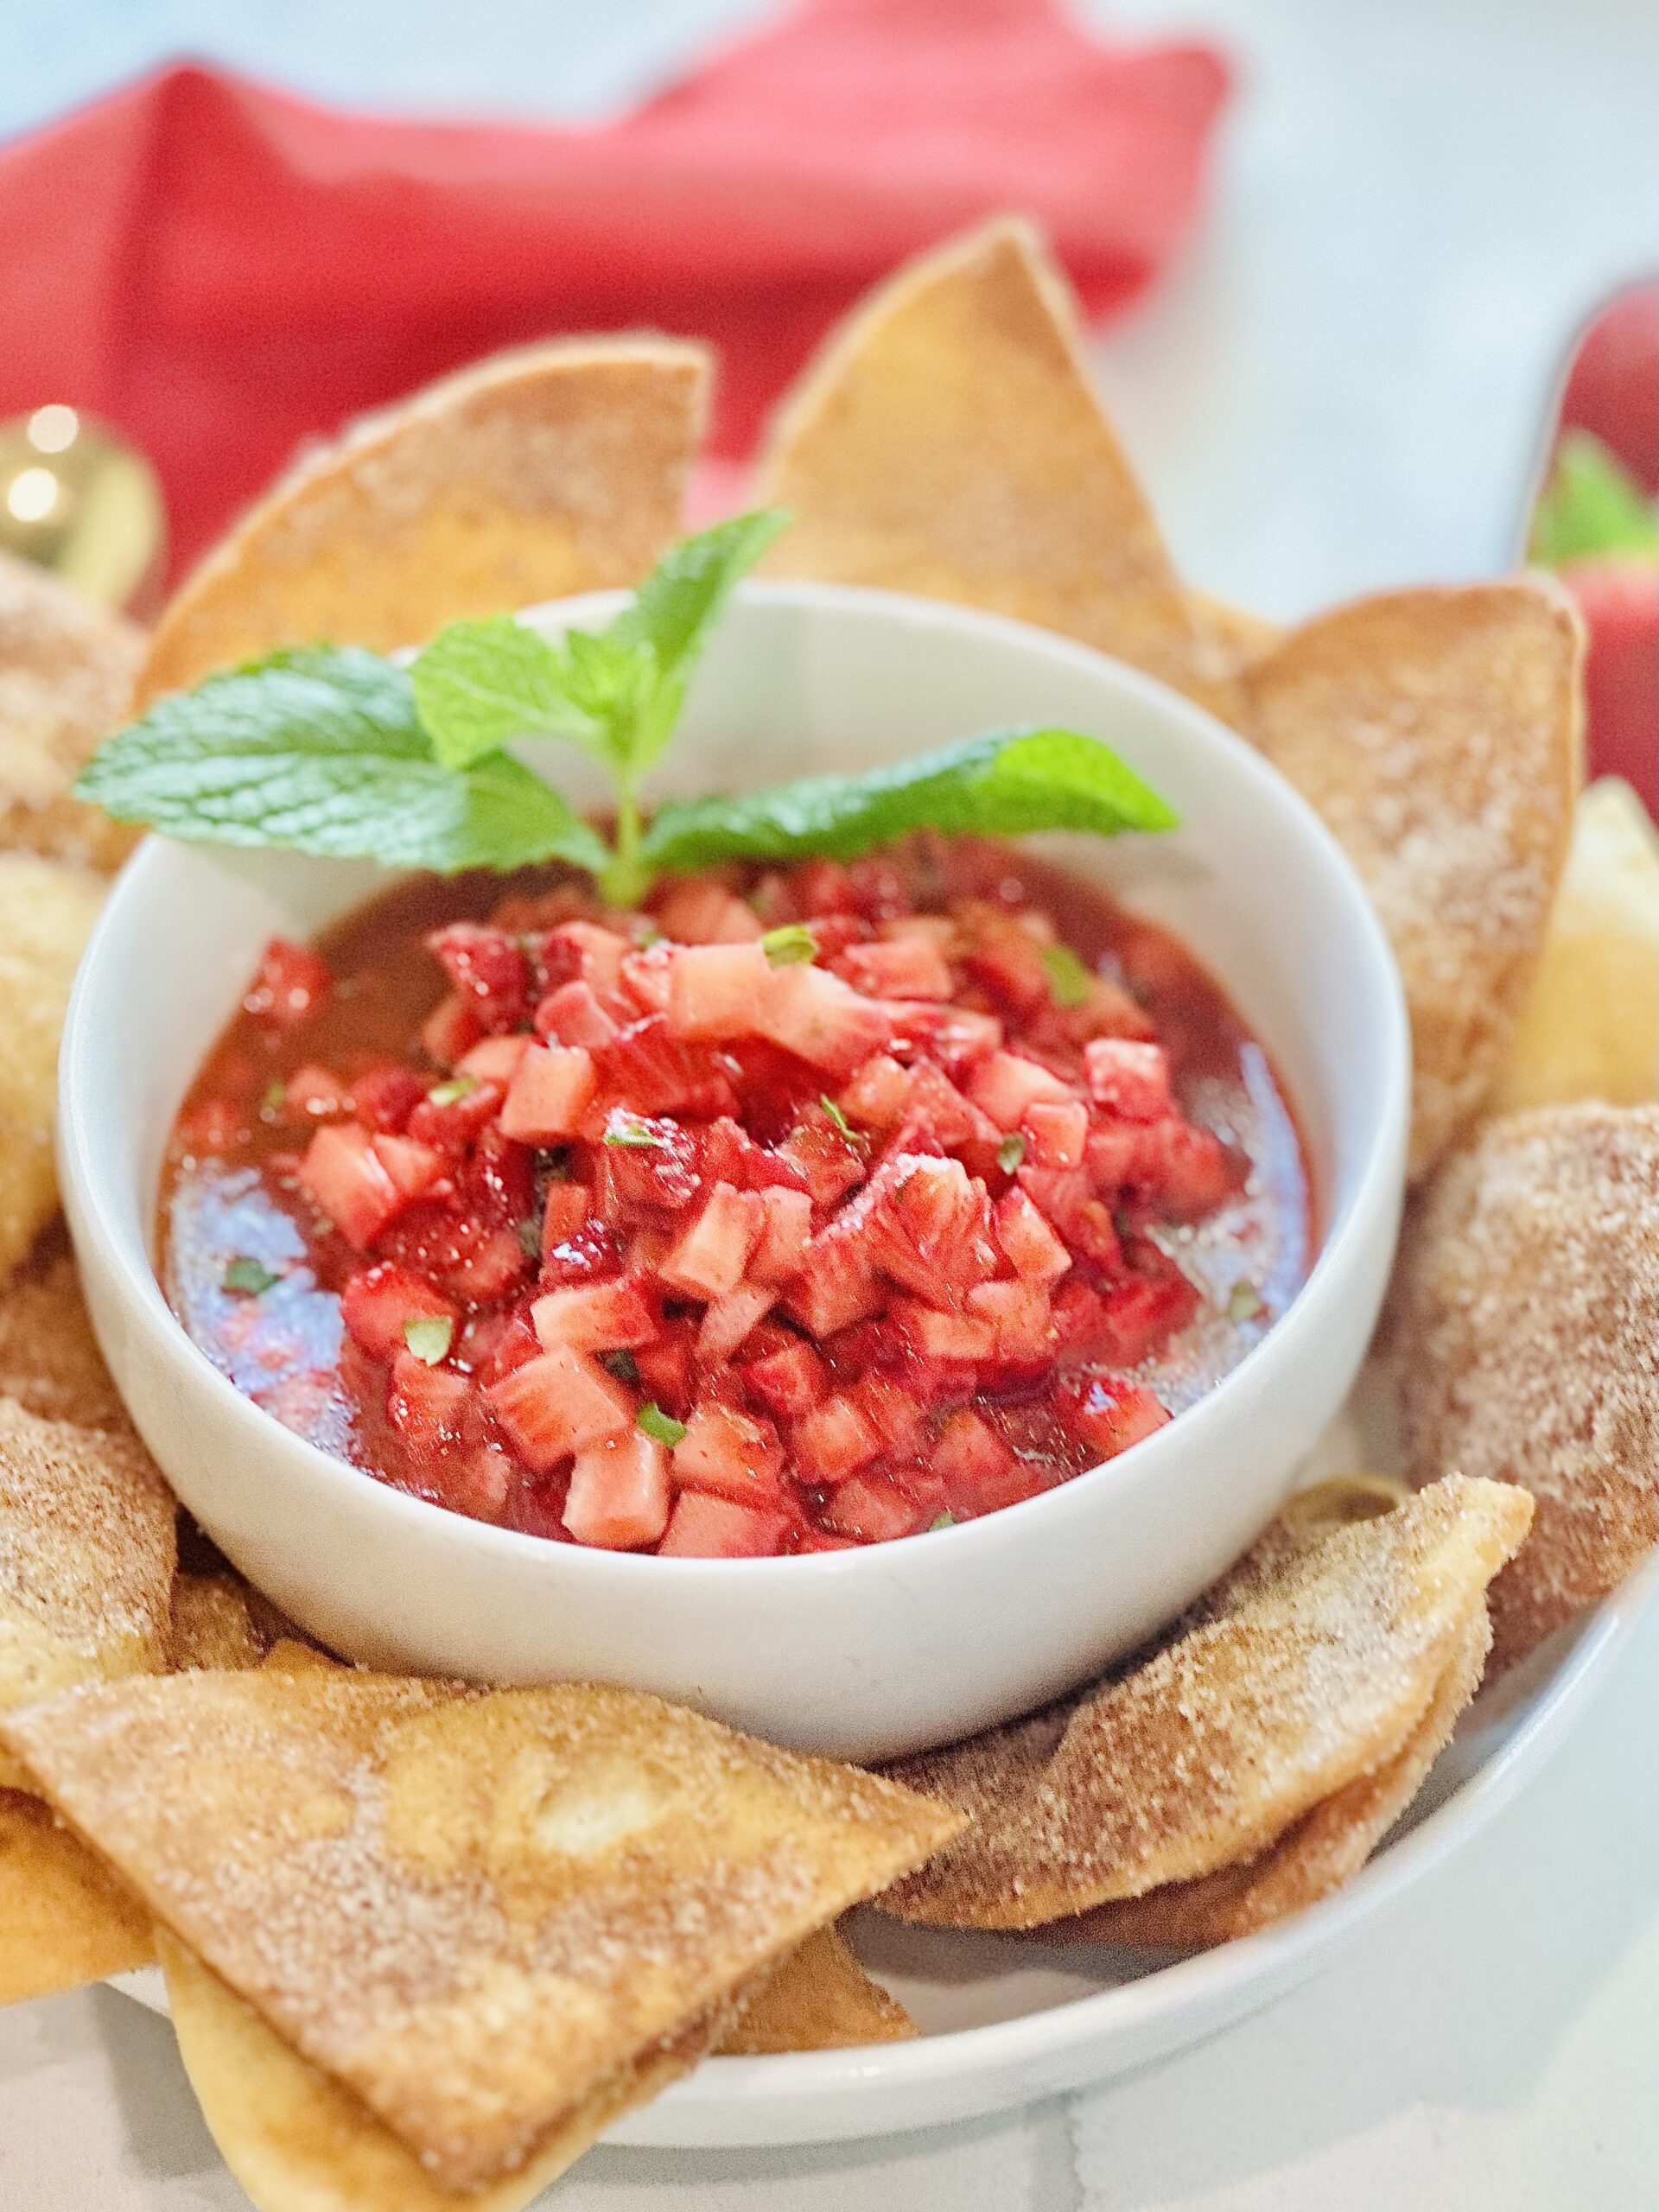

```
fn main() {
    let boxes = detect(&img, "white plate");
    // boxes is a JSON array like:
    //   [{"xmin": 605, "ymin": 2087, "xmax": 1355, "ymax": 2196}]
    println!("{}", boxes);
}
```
[{"xmin": 111, "ymin": 1544, "xmax": 1656, "ymax": 2149}]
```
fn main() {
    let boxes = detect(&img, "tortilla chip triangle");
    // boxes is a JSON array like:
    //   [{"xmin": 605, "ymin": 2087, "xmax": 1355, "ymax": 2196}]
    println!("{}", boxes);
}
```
[
  {"xmin": 716, "ymin": 1924, "xmax": 916, "ymax": 2055},
  {"xmin": 158, "ymin": 1927, "xmax": 707, "ymax": 2212},
  {"xmin": 0, "ymin": 1233, "xmax": 129, "ymax": 1433},
  {"xmin": 1048, "ymin": 1605, "xmax": 1491, "ymax": 1948},
  {"xmin": 2, "ymin": 1670, "xmax": 959, "ymax": 2192},
  {"xmin": 1493, "ymin": 776, "xmax": 1659, "ymax": 1113},
  {"xmin": 1391, "ymin": 1102, "xmax": 1659, "ymax": 1674},
  {"xmin": 757, "ymin": 219, "xmax": 1242, "ymax": 721},
  {"xmin": 0, "ymin": 1787, "xmax": 155, "ymax": 2004},
  {"xmin": 1241, "ymin": 581, "xmax": 1582, "ymax": 1177},
  {"xmin": 880, "ymin": 1474, "xmax": 1531, "ymax": 1929},
  {"xmin": 137, "ymin": 337, "xmax": 710, "ymax": 706}
]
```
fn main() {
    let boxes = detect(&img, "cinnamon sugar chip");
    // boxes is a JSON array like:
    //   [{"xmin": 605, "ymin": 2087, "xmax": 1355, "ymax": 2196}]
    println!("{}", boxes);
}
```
[
  {"xmin": 3, "ymin": 1673, "xmax": 959, "ymax": 2190},
  {"xmin": 169, "ymin": 1572, "xmax": 297, "ymax": 1674},
  {"xmin": 0, "ymin": 1786, "xmax": 155, "ymax": 2003},
  {"xmin": 879, "ymin": 1475, "xmax": 1530, "ymax": 1929},
  {"xmin": 0, "ymin": 550, "xmax": 144, "ymax": 873},
  {"xmin": 1243, "ymin": 582, "xmax": 1582, "ymax": 1177},
  {"xmin": 0, "ymin": 1397, "xmax": 175, "ymax": 1726},
  {"xmin": 0, "ymin": 1230, "xmax": 127, "ymax": 1432},
  {"xmin": 0, "ymin": 854, "xmax": 107, "ymax": 1281},
  {"xmin": 1048, "ymin": 1607, "xmax": 1491, "ymax": 1950},
  {"xmin": 138, "ymin": 337, "xmax": 709, "ymax": 704},
  {"xmin": 159, "ymin": 1925, "xmax": 709, "ymax": 2212},
  {"xmin": 717, "ymin": 1924, "xmax": 917, "ymax": 2055},
  {"xmin": 1392, "ymin": 1103, "xmax": 1659, "ymax": 1673},
  {"xmin": 758, "ymin": 219, "xmax": 1243, "ymax": 721}
]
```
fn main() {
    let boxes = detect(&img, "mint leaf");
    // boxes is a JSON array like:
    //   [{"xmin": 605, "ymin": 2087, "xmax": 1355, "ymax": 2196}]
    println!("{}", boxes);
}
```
[
  {"xmin": 410, "ymin": 616, "xmax": 597, "ymax": 768},
  {"xmin": 1042, "ymin": 942, "xmax": 1092, "ymax": 1008},
  {"xmin": 223, "ymin": 1257, "xmax": 280, "ymax": 1295},
  {"xmin": 996, "ymin": 1132, "xmax": 1027, "ymax": 1173},
  {"xmin": 639, "ymin": 728, "xmax": 1177, "ymax": 877},
  {"xmin": 1529, "ymin": 432, "xmax": 1659, "ymax": 568},
  {"xmin": 403, "ymin": 1313, "xmax": 454, "ymax": 1364},
  {"xmin": 638, "ymin": 1402, "xmax": 687, "ymax": 1447},
  {"xmin": 819, "ymin": 1095, "xmax": 866, "ymax": 1149},
  {"xmin": 76, "ymin": 648, "xmax": 610, "ymax": 878},
  {"xmin": 761, "ymin": 923, "xmax": 819, "ymax": 966},
  {"xmin": 611, "ymin": 510, "xmax": 789, "ymax": 699}
]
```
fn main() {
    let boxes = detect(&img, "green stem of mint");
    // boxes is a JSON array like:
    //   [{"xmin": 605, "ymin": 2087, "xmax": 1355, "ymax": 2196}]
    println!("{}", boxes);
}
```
[{"xmin": 602, "ymin": 783, "xmax": 650, "ymax": 907}]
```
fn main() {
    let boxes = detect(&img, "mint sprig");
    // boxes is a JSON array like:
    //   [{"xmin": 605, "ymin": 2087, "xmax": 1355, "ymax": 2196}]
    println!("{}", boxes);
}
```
[
  {"xmin": 1529, "ymin": 432, "xmax": 1659, "ymax": 569},
  {"xmin": 78, "ymin": 512, "xmax": 1179, "ymax": 899}
]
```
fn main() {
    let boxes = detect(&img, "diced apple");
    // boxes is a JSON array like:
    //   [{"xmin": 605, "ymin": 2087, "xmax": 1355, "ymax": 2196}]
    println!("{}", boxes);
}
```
[
  {"xmin": 499, "ymin": 1044, "xmax": 597, "ymax": 1141},
  {"xmin": 658, "ymin": 1183, "xmax": 764, "ymax": 1300},
  {"xmin": 487, "ymin": 1345, "xmax": 632, "ymax": 1469},
  {"xmin": 563, "ymin": 1428, "xmax": 671, "ymax": 1549}
]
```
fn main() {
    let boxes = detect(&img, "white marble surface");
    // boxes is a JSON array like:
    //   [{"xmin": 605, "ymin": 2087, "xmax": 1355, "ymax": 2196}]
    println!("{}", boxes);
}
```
[{"xmin": 3, "ymin": 2, "xmax": 1657, "ymax": 2203}]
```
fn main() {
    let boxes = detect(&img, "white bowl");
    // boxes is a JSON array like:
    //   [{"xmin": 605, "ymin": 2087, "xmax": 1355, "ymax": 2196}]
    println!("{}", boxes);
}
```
[{"xmin": 58, "ymin": 582, "xmax": 1408, "ymax": 1761}]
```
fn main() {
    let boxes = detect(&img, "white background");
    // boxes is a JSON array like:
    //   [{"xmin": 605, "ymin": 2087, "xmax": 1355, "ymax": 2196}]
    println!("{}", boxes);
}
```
[{"xmin": 2, "ymin": 2, "xmax": 1655, "ymax": 2204}]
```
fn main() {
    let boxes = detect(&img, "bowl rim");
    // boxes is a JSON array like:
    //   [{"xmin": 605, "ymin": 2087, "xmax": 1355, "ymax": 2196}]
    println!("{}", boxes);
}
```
[{"xmin": 59, "ymin": 578, "xmax": 1411, "ymax": 1588}]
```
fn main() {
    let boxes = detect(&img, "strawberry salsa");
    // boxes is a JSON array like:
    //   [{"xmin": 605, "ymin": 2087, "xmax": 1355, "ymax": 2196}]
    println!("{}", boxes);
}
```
[{"xmin": 161, "ymin": 839, "xmax": 1309, "ymax": 1558}]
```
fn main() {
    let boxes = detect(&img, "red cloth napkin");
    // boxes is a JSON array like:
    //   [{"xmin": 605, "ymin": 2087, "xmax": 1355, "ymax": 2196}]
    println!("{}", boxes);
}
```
[{"xmin": 0, "ymin": 0, "xmax": 1228, "ymax": 581}]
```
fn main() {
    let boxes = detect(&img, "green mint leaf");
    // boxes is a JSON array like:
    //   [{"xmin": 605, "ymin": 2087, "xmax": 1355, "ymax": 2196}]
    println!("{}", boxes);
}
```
[
  {"xmin": 639, "ymin": 727, "xmax": 1178, "ymax": 877},
  {"xmin": 410, "ymin": 616, "xmax": 598, "ymax": 768},
  {"xmin": 601, "ymin": 1349, "xmax": 641, "ymax": 1384},
  {"xmin": 603, "ymin": 1111, "xmax": 666, "ymax": 1149},
  {"xmin": 403, "ymin": 1314, "xmax": 454, "ymax": 1365},
  {"xmin": 609, "ymin": 509, "xmax": 790, "ymax": 697},
  {"xmin": 1228, "ymin": 1280, "xmax": 1266, "ymax": 1325},
  {"xmin": 75, "ymin": 647, "xmax": 611, "ymax": 879},
  {"xmin": 259, "ymin": 1080, "xmax": 287, "ymax": 1116},
  {"xmin": 819, "ymin": 1095, "xmax": 866, "ymax": 1149},
  {"xmin": 761, "ymin": 923, "xmax": 819, "ymax": 966},
  {"xmin": 1529, "ymin": 432, "xmax": 1659, "ymax": 568},
  {"xmin": 223, "ymin": 1257, "xmax": 280, "ymax": 1296},
  {"xmin": 996, "ymin": 1132, "xmax": 1027, "ymax": 1173},
  {"xmin": 637, "ymin": 1402, "xmax": 687, "ymax": 1447},
  {"xmin": 928, "ymin": 1510, "xmax": 957, "ymax": 1531},
  {"xmin": 426, "ymin": 1074, "xmax": 478, "ymax": 1106},
  {"xmin": 1041, "ymin": 942, "xmax": 1093, "ymax": 1009}
]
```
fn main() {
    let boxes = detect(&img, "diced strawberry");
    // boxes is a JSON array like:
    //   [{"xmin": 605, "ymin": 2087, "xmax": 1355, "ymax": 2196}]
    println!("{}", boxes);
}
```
[
  {"xmin": 664, "ymin": 943, "xmax": 772, "ymax": 1041},
  {"xmin": 244, "ymin": 938, "xmax": 332, "ymax": 1032},
  {"xmin": 340, "ymin": 1263, "xmax": 458, "ymax": 1363},
  {"xmin": 960, "ymin": 906, "xmax": 1052, "ymax": 1013},
  {"xmin": 285, "ymin": 1063, "xmax": 349, "ymax": 1117},
  {"xmin": 697, "ymin": 1119, "xmax": 812, "ymax": 1198},
  {"xmin": 747, "ymin": 1186, "xmax": 813, "ymax": 1286},
  {"xmin": 619, "ymin": 942, "xmax": 675, "ymax": 1014},
  {"xmin": 757, "ymin": 963, "xmax": 899, "ymax": 1077},
  {"xmin": 834, "ymin": 937, "xmax": 953, "ymax": 1001},
  {"xmin": 967, "ymin": 1051, "xmax": 1076, "ymax": 1131},
  {"xmin": 653, "ymin": 878, "xmax": 765, "ymax": 945},
  {"xmin": 845, "ymin": 855, "xmax": 913, "ymax": 922},
  {"xmin": 462, "ymin": 1308, "xmax": 538, "ymax": 1383},
  {"xmin": 658, "ymin": 1183, "xmax": 764, "ymax": 1300},
  {"xmin": 370, "ymin": 1132, "xmax": 448, "ymax": 1203},
  {"xmin": 387, "ymin": 1351, "xmax": 474, "ymax": 1454},
  {"xmin": 1016, "ymin": 1161, "xmax": 1092, "ymax": 1236},
  {"xmin": 863, "ymin": 1154, "xmax": 997, "ymax": 1306},
  {"xmin": 299, "ymin": 1122, "xmax": 404, "ymax": 1249},
  {"xmin": 967, "ymin": 1279, "xmax": 1057, "ymax": 1366},
  {"xmin": 458, "ymin": 1125, "xmax": 534, "ymax": 1227},
  {"xmin": 419, "ymin": 992, "xmax": 482, "ymax": 1069},
  {"xmin": 889, "ymin": 1300, "xmax": 996, "ymax": 1360},
  {"xmin": 779, "ymin": 1114, "xmax": 868, "ymax": 1209},
  {"xmin": 426, "ymin": 923, "xmax": 530, "ymax": 1033},
  {"xmin": 848, "ymin": 1370, "xmax": 927, "ymax": 1459},
  {"xmin": 506, "ymin": 1468, "xmax": 575, "ymax": 1542},
  {"xmin": 1084, "ymin": 1121, "xmax": 1150, "ymax": 1195},
  {"xmin": 531, "ymin": 1276, "xmax": 658, "ymax": 1355},
  {"xmin": 406, "ymin": 1078, "xmax": 503, "ymax": 1154},
  {"xmin": 837, "ymin": 1055, "xmax": 912, "ymax": 1131},
  {"xmin": 1084, "ymin": 1039, "xmax": 1173, "ymax": 1122},
  {"xmin": 1096, "ymin": 1268, "xmax": 1200, "ymax": 1366},
  {"xmin": 1022, "ymin": 1097, "xmax": 1089, "ymax": 1170},
  {"xmin": 1070, "ymin": 976, "xmax": 1157, "ymax": 1043},
  {"xmin": 593, "ymin": 1113, "xmax": 701, "ymax": 1215},
  {"xmin": 456, "ymin": 1034, "xmax": 531, "ymax": 1086},
  {"xmin": 696, "ymin": 1284, "xmax": 777, "ymax": 1366},
  {"xmin": 790, "ymin": 1393, "xmax": 882, "ymax": 1485},
  {"xmin": 657, "ymin": 1491, "xmax": 790, "ymax": 1558},
  {"xmin": 740, "ymin": 1338, "xmax": 829, "ymax": 1421},
  {"xmin": 563, "ymin": 1427, "xmax": 671, "ymax": 1549},
  {"xmin": 1058, "ymin": 1374, "xmax": 1172, "ymax": 1461},
  {"xmin": 1143, "ymin": 1120, "xmax": 1243, "ymax": 1219},
  {"xmin": 795, "ymin": 1529, "xmax": 861, "ymax": 1554},
  {"xmin": 595, "ymin": 1014, "xmax": 707, "ymax": 1115},
  {"xmin": 932, "ymin": 1408, "xmax": 1018, "ymax": 1497},
  {"xmin": 543, "ymin": 920, "xmax": 631, "ymax": 995},
  {"xmin": 435, "ymin": 1443, "xmax": 514, "ymax": 1525},
  {"xmin": 922, "ymin": 1007, "xmax": 1005, "ymax": 1078},
  {"xmin": 487, "ymin": 1345, "xmax": 632, "ymax": 1469},
  {"xmin": 633, "ymin": 1327, "xmax": 696, "ymax": 1416},
  {"xmin": 672, "ymin": 1402, "xmax": 785, "ymax": 1498},
  {"xmin": 794, "ymin": 859, "xmax": 858, "ymax": 915},
  {"xmin": 783, "ymin": 1218, "xmax": 884, "ymax": 1338},
  {"xmin": 499, "ymin": 1045, "xmax": 596, "ymax": 1141},
  {"xmin": 534, "ymin": 979, "xmax": 620, "ymax": 1049},
  {"xmin": 822, "ymin": 1474, "xmax": 922, "ymax": 1545},
  {"xmin": 536, "ymin": 1217, "xmax": 620, "ymax": 1290},
  {"xmin": 440, "ymin": 1225, "xmax": 531, "ymax": 1305},
  {"xmin": 352, "ymin": 1064, "xmax": 426, "ymax": 1135},
  {"xmin": 540, "ymin": 1179, "xmax": 591, "ymax": 1253},
  {"xmin": 993, "ymin": 1187, "xmax": 1071, "ymax": 1281}
]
